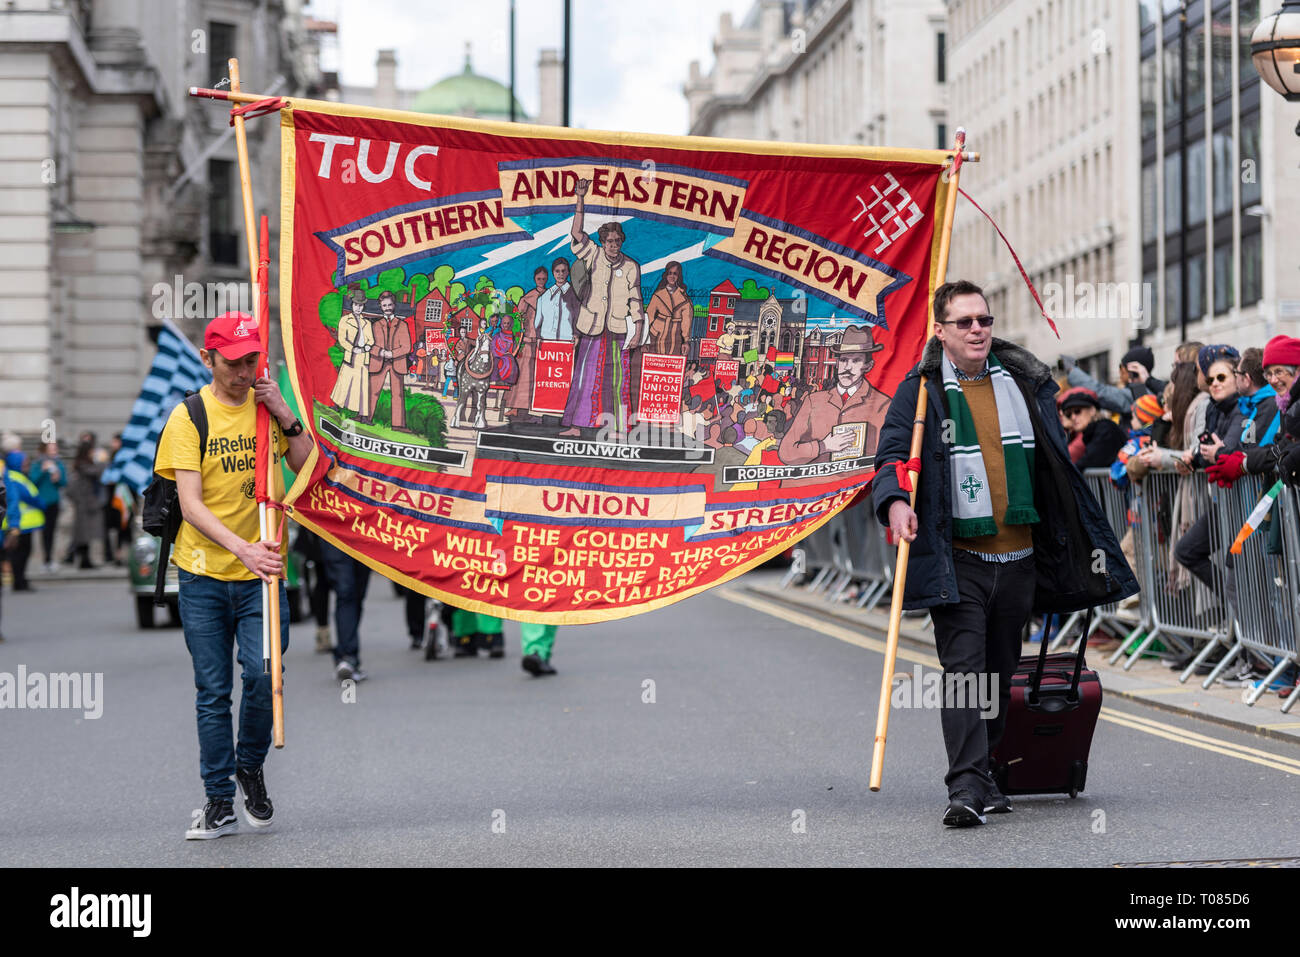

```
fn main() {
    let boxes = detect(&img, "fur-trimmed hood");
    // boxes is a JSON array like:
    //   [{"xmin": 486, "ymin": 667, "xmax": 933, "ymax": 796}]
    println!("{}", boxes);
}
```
[{"xmin": 914, "ymin": 336, "xmax": 1054, "ymax": 387}]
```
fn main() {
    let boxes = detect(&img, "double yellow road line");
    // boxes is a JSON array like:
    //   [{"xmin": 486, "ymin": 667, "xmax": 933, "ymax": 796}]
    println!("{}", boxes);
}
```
[{"xmin": 719, "ymin": 588, "xmax": 1300, "ymax": 777}]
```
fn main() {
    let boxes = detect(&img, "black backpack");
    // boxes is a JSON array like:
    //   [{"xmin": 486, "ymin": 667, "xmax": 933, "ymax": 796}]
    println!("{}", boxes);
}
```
[{"xmin": 141, "ymin": 392, "xmax": 208, "ymax": 605}]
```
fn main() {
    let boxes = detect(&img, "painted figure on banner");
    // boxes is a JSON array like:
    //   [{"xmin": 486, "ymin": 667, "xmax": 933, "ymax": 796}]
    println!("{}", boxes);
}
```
[
  {"xmin": 716, "ymin": 320, "xmax": 741, "ymax": 359},
  {"xmin": 453, "ymin": 317, "xmax": 494, "ymax": 430},
  {"xmin": 441, "ymin": 354, "xmax": 458, "ymax": 397},
  {"xmin": 488, "ymin": 300, "xmax": 520, "ymax": 389},
  {"xmin": 778, "ymin": 325, "xmax": 892, "ymax": 467},
  {"xmin": 330, "ymin": 285, "xmax": 374, "ymax": 417},
  {"xmin": 363, "ymin": 290, "xmax": 413, "ymax": 431},
  {"xmin": 505, "ymin": 267, "xmax": 546, "ymax": 418},
  {"xmin": 559, "ymin": 178, "xmax": 645, "ymax": 437},
  {"xmin": 536, "ymin": 257, "xmax": 578, "ymax": 342},
  {"xmin": 647, "ymin": 261, "xmax": 692, "ymax": 357}
]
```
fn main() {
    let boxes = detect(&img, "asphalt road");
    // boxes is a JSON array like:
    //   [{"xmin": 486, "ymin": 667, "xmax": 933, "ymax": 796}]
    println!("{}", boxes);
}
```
[{"xmin": 3, "ymin": 571, "xmax": 1298, "ymax": 867}]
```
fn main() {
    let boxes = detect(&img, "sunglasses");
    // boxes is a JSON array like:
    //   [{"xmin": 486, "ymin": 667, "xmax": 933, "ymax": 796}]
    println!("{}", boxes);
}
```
[
  {"xmin": 938, "ymin": 315, "xmax": 995, "ymax": 331},
  {"xmin": 1210, "ymin": 372, "xmax": 1232, "ymax": 384}
]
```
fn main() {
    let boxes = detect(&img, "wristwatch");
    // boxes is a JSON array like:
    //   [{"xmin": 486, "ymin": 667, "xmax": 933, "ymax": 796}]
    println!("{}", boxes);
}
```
[{"xmin": 281, "ymin": 417, "xmax": 305, "ymax": 437}]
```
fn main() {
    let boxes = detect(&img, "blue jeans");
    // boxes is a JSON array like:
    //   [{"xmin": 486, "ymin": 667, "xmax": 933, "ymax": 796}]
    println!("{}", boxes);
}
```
[
  {"xmin": 178, "ymin": 569, "xmax": 289, "ymax": 799},
  {"xmin": 320, "ymin": 542, "xmax": 370, "ymax": 667}
]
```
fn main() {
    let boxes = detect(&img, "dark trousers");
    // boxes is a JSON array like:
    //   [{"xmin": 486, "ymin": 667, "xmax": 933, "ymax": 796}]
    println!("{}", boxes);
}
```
[
  {"xmin": 400, "ymin": 586, "xmax": 427, "ymax": 640},
  {"xmin": 1174, "ymin": 513, "xmax": 1237, "ymax": 615},
  {"xmin": 321, "ymin": 542, "xmax": 370, "ymax": 667},
  {"xmin": 1174, "ymin": 513, "xmax": 1214, "ymax": 588},
  {"xmin": 7, "ymin": 532, "xmax": 33, "ymax": 589},
  {"xmin": 928, "ymin": 550, "xmax": 1035, "ymax": 799},
  {"xmin": 39, "ymin": 502, "xmax": 59, "ymax": 564}
]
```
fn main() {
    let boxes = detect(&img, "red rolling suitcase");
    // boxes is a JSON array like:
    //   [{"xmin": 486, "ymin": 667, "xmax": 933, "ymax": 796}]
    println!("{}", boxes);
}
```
[{"xmin": 991, "ymin": 611, "xmax": 1102, "ymax": 798}]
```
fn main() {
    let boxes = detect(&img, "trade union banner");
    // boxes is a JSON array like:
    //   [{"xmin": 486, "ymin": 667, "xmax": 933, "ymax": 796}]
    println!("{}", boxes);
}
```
[{"xmin": 277, "ymin": 99, "xmax": 956, "ymax": 623}]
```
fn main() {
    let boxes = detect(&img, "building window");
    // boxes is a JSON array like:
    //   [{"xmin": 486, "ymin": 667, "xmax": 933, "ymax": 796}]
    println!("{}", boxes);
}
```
[
  {"xmin": 424, "ymin": 299, "xmax": 443, "ymax": 323},
  {"xmin": 1241, "ymin": 232, "xmax": 1263, "ymax": 307},
  {"xmin": 1185, "ymin": 3, "xmax": 1205, "ymax": 114},
  {"xmin": 1163, "ymin": 152, "xmax": 1182, "ymax": 236},
  {"xmin": 1213, "ymin": 243, "xmax": 1233, "ymax": 314},
  {"xmin": 936, "ymin": 31, "xmax": 947, "ymax": 83},
  {"xmin": 936, "ymin": 123, "xmax": 948, "ymax": 149},
  {"xmin": 1140, "ymin": 53, "xmax": 1157, "ymax": 140},
  {"xmin": 728, "ymin": 297, "xmax": 735, "ymax": 308},
  {"xmin": 1163, "ymin": 37, "xmax": 1182, "ymax": 121},
  {"xmin": 1141, "ymin": 162, "xmax": 1159, "ymax": 245},
  {"xmin": 1211, "ymin": 3, "xmax": 1233, "ymax": 99},
  {"xmin": 709, "ymin": 315, "xmax": 718, "ymax": 332},
  {"xmin": 1187, "ymin": 252, "xmax": 1206, "ymax": 322},
  {"xmin": 208, "ymin": 159, "xmax": 238, "ymax": 266},
  {"xmin": 1140, "ymin": 0, "xmax": 1162, "ymax": 30},
  {"xmin": 208, "ymin": 21, "xmax": 236, "ymax": 88},
  {"xmin": 1239, "ymin": 110, "xmax": 1261, "ymax": 208},
  {"xmin": 1212, "ymin": 128, "xmax": 1234, "ymax": 218},
  {"xmin": 1187, "ymin": 139, "xmax": 1207, "ymax": 228},
  {"xmin": 1164, "ymin": 261, "xmax": 1183, "ymax": 330},
  {"xmin": 1239, "ymin": 0, "xmax": 1260, "ymax": 86}
]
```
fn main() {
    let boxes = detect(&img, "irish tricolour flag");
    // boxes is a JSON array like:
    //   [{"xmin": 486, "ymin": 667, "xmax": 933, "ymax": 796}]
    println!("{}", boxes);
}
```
[{"xmin": 1230, "ymin": 479, "xmax": 1284, "ymax": 555}]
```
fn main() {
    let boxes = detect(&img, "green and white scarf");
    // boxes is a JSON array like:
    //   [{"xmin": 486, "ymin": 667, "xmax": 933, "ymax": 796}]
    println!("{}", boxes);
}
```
[{"xmin": 941, "ymin": 352, "xmax": 1040, "ymax": 538}]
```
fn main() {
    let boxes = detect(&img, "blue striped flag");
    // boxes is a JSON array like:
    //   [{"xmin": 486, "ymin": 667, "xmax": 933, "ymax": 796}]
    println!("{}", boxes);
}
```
[{"xmin": 103, "ymin": 320, "xmax": 211, "ymax": 493}]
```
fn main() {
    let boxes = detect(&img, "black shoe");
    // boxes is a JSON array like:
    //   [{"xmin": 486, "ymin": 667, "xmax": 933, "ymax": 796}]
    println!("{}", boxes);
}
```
[
  {"xmin": 487, "ymin": 632, "xmax": 505, "ymax": 659},
  {"xmin": 234, "ymin": 766, "xmax": 274, "ymax": 829},
  {"xmin": 522, "ymin": 653, "xmax": 556, "ymax": 676},
  {"xmin": 185, "ymin": 797, "xmax": 238, "ymax": 840},
  {"xmin": 454, "ymin": 634, "xmax": 478, "ymax": 657},
  {"xmin": 942, "ymin": 792, "xmax": 986, "ymax": 828},
  {"xmin": 410, "ymin": 633, "xmax": 423, "ymax": 650},
  {"xmin": 983, "ymin": 786, "xmax": 1013, "ymax": 815}
]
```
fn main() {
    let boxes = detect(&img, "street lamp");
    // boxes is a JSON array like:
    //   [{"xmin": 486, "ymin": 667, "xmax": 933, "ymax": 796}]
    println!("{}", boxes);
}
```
[{"xmin": 1251, "ymin": 0, "xmax": 1300, "ymax": 101}]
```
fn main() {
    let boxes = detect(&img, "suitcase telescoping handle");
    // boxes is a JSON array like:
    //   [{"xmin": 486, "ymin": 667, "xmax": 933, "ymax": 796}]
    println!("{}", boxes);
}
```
[{"xmin": 1029, "ymin": 607, "xmax": 1093, "ymax": 705}]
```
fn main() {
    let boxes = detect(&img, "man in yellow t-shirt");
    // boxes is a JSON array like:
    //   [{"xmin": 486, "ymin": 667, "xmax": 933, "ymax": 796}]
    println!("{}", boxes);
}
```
[{"xmin": 154, "ymin": 311, "xmax": 312, "ymax": 840}]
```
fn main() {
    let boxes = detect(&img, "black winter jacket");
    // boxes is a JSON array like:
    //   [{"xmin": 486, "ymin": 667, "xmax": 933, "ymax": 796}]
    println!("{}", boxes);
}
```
[{"xmin": 871, "ymin": 337, "xmax": 1139, "ymax": 613}]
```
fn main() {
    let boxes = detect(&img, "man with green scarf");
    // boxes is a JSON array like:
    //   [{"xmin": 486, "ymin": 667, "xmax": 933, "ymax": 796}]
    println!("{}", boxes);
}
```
[{"xmin": 872, "ymin": 280, "xmax": 1137, "ymax": 828}]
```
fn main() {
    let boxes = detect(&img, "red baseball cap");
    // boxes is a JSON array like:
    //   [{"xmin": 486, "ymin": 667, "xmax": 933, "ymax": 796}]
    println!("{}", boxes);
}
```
[{"xmin": 204, "ymin": 311, "xmax": 261, "ymax": 359}]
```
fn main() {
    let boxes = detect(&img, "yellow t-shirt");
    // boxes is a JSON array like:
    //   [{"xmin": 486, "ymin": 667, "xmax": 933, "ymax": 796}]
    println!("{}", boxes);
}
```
[{"xmin": 154, "ymin": 386, "xmax": 288, "ymax": 581}]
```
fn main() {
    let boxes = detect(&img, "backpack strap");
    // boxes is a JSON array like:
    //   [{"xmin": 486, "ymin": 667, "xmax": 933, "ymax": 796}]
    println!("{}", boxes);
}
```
[{"xmin": 182, "ymin": 391, "xmax": 209, "ymax": 464}]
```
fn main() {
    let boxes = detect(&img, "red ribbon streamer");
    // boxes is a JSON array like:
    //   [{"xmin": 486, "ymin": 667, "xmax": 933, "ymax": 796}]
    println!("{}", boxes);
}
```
[
  {"xmin": 894, "ymin": 457, "xmax": 922, "ymax": 493},
  {"xmin": 229, "ymin": 96, "xmax": 286, "ymax": 126},
  {"xmin": 957, "ymin": 187, "xmax": 1060, "ymax": 339}
]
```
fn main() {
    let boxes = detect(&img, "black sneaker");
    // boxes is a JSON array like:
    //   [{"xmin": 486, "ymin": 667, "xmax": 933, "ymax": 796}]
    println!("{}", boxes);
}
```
[
  {"xmin": 983, "ymin": 786, "xmax": 1013, "ymax": 815},
  {"xmin": 235, "ymin": 766, "xmax": 274, "ymax": 829},
  {"xmin": 942, "ymin": 791, "xmax": 986, "ymax": 828},
  {"xmin": 185, "ymin": 797, "xmax": 238, "ymax": 840}
]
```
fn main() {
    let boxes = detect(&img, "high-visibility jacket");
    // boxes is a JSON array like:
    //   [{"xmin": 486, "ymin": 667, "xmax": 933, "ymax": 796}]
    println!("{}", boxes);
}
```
[{"xmin": 2, "ymin": 469, "xmax": 44, "ymax": 532}]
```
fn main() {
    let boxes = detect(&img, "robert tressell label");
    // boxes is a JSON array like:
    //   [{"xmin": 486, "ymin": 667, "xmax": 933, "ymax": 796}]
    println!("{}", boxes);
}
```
[
  {"xmin": 50, "ymin": 887, "xmax": 150, "ymax": 937},
  {"xmin": 318, "ymin": 417, "xmax": 466, "ymax": 468},
  {"xmin": 723, "ymin": 456, "xmax": 874, "ymax": 484},
  {"xmin": 476, "ymin": 431, "xmax": 715, "ymax": 464},
  {"xmin": 0, "ymin": 666, "xmax": 102, "ymax": 719}
]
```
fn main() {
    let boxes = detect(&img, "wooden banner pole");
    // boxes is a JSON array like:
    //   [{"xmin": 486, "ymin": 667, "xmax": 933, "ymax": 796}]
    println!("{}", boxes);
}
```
[
  {"xmin": 228, "ymin": 59, "xmax": 285, "ymax": 748},
  {"xmin": 869, "ymin": 128, "xmax": 968, "ymax": 792}
]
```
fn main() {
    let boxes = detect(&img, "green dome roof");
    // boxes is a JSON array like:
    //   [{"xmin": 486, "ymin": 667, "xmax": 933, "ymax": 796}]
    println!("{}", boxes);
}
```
[{"xmin": 410, "ymin": 46, "xmax": 527, "ymax": 121}]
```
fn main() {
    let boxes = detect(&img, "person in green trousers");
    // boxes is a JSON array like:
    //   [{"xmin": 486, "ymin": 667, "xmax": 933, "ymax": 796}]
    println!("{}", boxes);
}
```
[
  {"xmin": 520, "ymin": 623, "xmax": 557, "ymax": 676},
  {"xmin": 450, "ymin": 608, "xmax": 505, "ymax": 658}
]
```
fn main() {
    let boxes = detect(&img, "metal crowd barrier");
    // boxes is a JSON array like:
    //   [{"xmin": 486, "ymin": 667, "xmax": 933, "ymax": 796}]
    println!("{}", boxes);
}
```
[
  {"xmin": 782, "ymin": 466, "xmax": 1299, "ymax": 712},
  {"xmin": 1109, "ymin": 469, "xmax": 1226, "ymax": 673},
  {"xmin": 1053, "ymin": 470, "xmax": 1146, "ymax": 654},
  {"xmin": 784, "ymin": 503, "xmax": 896, "ymax": 611},
  {"xmin": 1208, "ymin": 474, "xmax": 1300, "ymax": 711},
  {"xmin": 1106, "ymin": 466, "xmax": 1298, "ymax": 711}
]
